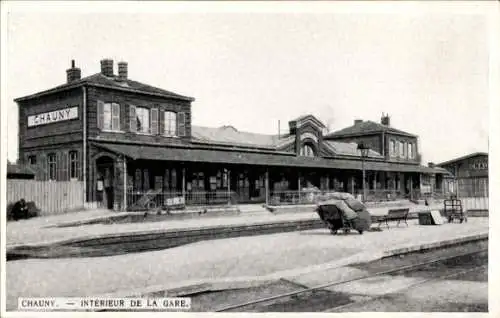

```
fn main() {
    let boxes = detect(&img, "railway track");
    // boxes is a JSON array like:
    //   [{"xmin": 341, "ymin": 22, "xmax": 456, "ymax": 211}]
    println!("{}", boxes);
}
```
[{"xmin": 214, "ymin": 248, "xmax": 488, "ymax": 312}]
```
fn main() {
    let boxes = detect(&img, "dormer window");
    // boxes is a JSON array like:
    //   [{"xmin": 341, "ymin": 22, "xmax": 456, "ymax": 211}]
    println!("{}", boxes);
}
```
[{"xmin": 300, "ymin": 144, "xmax": 315, "ymax": 157}]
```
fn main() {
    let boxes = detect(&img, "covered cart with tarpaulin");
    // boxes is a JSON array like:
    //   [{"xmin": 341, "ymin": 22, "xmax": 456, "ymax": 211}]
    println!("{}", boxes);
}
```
[{"xmin": 315, "ymin": 192, "xmax": 372, "ymax": 235}]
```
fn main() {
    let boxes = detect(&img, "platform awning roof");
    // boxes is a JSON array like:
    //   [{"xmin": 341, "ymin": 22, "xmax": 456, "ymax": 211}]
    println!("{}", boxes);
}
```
[{"xmin": 93, "ymin": 142, "xmax": 448, "ymax": 174}]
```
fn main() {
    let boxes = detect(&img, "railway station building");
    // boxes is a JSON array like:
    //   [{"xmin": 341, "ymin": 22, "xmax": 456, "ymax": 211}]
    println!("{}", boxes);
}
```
[
  {"xmin": 15, "ymin": 59, "xmax": 451, "ymax": 211},
  {"xmin": 437, "ymin": 152, "xmax": 488, "ymax": 198}
]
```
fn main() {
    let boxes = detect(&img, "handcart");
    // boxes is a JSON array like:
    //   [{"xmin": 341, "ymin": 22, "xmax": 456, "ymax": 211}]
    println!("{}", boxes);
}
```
[
  {"xmin": 316, "ymin": 196, "xmax": 372, "ymax": 235},
  {"xmin": 127, "ymin": 189, "xmax": 162, "ymax": 211},
  {"xmin": 444, "ymin": 198, "xmax": 467, "ymax": 223}
]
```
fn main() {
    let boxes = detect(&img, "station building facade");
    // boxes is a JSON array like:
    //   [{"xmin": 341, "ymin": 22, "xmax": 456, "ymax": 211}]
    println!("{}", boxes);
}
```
[
  {"xmin": 436, "ymin": 152, "xmax": 488, "ymax": 197},
  {"xmin": 15, "ymin": 59, "xmax": 450, "ymax": 211}
]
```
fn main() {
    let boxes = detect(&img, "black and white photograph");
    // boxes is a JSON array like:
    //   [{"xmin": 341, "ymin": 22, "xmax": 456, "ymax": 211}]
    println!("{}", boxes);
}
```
[{"xmin": 1, "ymin": 1, "xmax": 498, "ymax": 316}]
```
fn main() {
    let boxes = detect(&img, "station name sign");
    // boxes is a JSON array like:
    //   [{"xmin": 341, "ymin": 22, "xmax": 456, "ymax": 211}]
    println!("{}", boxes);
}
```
[{"xmin": 27, "ymin": 106, "xmax": 78, "ymax": 127}]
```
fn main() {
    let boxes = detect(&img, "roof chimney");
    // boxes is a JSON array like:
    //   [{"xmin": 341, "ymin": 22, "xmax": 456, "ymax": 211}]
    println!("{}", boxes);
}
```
[
  {"xmin": 381, "ymin": 113, "xmax": 390, "ymax": 126},
  {"xmin": 117, "ymin": 61, "xmax": 128, "ymax": 80},
  {"xmin": 100, "ymin": 59, "xmax": 114, "ymax": 77},
  {"xmin": 354, "ymin": 119, "xmax": 363, "ymax": 125},
  {"xmin": 66, "ymin": 59, "xmax": 81, "ymax": 83},
  {"xmin": 428, "ymin": 162, "xmax": 435, "ymax": 168}
]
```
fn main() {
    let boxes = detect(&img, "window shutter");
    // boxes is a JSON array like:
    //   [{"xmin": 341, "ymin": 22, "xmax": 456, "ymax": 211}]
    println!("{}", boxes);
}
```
[
  {"xmin": 178, "ymin": 112, "xmax": 186, "ymax": 137},
  {"xmin": 151, "ymin": 108, "xmax": 159, "ymax": 135},
  {"xmin": 159, "ymin": 110, "xmax": 165, "ymax": 136},
  {"xmin": 112, "ymin": 103, "xmax": 120, "ymax": 131},
  {"xmin": 97, "ymin": 100, "xmax": 105, "ymax": 130},
  {"xmin": 129, "ymin": 105, "xmax": 137, "ymax": 132}
]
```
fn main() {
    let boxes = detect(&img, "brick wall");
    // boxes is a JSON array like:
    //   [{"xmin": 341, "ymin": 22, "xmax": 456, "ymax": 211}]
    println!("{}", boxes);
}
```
[
  {"xmin": 385, "ymin": 133, "xmax": 419, "ymax": 164},
  {"xmin": 23, "ymin": 143, "xmax": 83, "ymax": 181},
  {"xmin": 18, "ymin": 88, "xmax": 83, "ymax": 159},
  {"xmin": 87, "ymin": 86, "xmax": 192, "ymax": 144}
]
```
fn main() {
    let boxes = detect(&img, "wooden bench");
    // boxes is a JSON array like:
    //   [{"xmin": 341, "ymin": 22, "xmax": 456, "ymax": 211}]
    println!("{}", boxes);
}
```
[{"xmin": 378, "ymin": 208, "xmax": 410, "ymax": 229}]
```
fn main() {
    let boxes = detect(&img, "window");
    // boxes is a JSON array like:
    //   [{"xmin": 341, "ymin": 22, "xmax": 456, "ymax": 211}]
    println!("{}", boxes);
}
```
[
  {"xmin": 28, "ymin": 155, "xmax": 36, "ymax": 165},
  {"xmin": 143, "ymin": 169, "xmax": 150, "ymax": 190},
  {"xmin": 69, "ymin": 151, "xmax": 79, "ymax": 180},
  {"xmin": 399, "ymin": 141, "xmax": 404, "ymax": 157},
  {"xmin": 154, "ymin": 176, "xmax": 163, "ymax": 190},
  {"xmin": 164, "ymin": 168, "xmax": 179, "ymax": 191},
  {"xmin": 408, "ymin": 143, "xmax": 413, "ymax": 159},
  {"xmin": 300, "ymin": 144, "xmax": 315, "ymax": 157},
  {"xmin": 136, "ymin": 107, "xmax": 150, "ymax": 134},
  {"xmin": 164, "ymin": 111, "xmax": 177, "ymax": 136},
  {"xmin": 390, "ymin": 140, "xmax": 396, "ymax": 157},
  {"xmin": 403, "ymin": 142, "xmax": 407, "ymax": 158},
  {"xmin": 134, "ymin": 169, "xmax": 142, "ymax": 192},
  {"xmin": 98, "ymin": 101, "xmax": 121, "ymax": 131},
  {"xmin": 47, "ymin": 153, "xmax": 56, "ymax": 181}
]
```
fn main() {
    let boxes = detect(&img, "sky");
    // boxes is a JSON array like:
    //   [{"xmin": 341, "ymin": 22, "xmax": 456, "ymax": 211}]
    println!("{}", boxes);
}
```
[{"xmin": 1, "ymin": 2, "xmax": 494, "ymax": 165}]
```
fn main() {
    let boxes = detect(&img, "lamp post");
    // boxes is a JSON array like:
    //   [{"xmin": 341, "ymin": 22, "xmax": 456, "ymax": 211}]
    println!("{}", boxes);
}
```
[{"xmin": 357, "ymin": 143, "xmax": 370, "ymax": 202}]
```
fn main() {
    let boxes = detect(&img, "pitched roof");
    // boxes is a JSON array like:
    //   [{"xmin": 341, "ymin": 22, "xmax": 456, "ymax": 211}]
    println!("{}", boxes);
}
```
[
  {"xmin": 15, "ymin": 73, "xmax": 195, "ymax": 102},
  {"xmin": 191, "ymin": 125, "xmax": 295, "ymax": 150},
  {"xmin": 436, "ymin": 152, "xmax": 488, "ymax": 167},
  {"xmin": 289, "ymin": 114, "xmax": 326, "ymax": 128},
  {"xmin": 325, "ymin": 120, "xmax": 416, "ymax": 138},
  {"xmin": 322, "ymin": 140, "xmax": 384, "ymax": 159}
]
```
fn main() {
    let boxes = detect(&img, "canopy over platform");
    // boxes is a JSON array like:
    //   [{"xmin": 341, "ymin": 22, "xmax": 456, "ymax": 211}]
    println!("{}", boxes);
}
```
[{"xmin": 92, "ymin": 142, "xmax": 448, "ymax": 174}]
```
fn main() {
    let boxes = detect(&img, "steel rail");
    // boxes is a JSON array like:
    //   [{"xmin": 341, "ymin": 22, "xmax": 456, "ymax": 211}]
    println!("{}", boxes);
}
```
[
  {"xmin": 324, "ymin": 263, "xmax": 488, "ymax": 312},
  {"xmin": 214, "ymin": 248, "xmax": 487, "ymax": 312}
]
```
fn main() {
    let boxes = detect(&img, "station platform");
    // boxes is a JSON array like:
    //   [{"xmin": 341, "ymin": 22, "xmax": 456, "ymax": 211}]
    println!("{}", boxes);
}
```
[
  {"xmin": 6, "ymin": 201, "xmax": 447, "ymax": 248},
  {"xmin": 5, "ymin": 215, "xmax": 488, "ymax": 311}
]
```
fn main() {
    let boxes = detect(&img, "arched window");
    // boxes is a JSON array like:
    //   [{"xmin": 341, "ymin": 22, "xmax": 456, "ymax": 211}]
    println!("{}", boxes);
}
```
[{"xmin": 300, "ymin": 144, "xmax": 315, "ymax": 157}]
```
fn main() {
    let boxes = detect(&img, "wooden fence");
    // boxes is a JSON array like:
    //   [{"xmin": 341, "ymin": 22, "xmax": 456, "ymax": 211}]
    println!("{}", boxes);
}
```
[{"xmin": 7, "ymin": 180, "xmax": 85, "ymax": 215}]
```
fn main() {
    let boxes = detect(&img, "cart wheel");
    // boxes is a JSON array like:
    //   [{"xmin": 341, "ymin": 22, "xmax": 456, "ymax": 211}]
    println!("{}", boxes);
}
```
[
  {"xmin": 345, "ymin": 228, "xmax": 351, "ymax": 234},
  {"xmin": 330, "ymin": 229, "xmax": 337, "ymax": 235}
]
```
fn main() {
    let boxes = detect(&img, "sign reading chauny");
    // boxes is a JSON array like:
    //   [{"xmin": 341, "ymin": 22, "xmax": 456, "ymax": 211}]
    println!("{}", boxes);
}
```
[{"xmin": 27, "ymin": 106, "xmax": 78, "ymax": 127}]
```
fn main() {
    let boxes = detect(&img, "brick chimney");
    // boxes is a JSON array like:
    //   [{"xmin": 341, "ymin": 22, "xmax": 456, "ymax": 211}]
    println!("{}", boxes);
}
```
[
  {"xmin": 100, "ymin": 59, "xmax": 114, "ymax": 77},
  {"xmin": 354, "ymin": 119, "xmax": 363, "ymax": 125},
  {"xmin": 117, "ymin": 61, "xmax": 128, "ymax": 80},
  {"xmin": 381, "ymin": 113, "xmax": 390, "ymax": 126},
  {"xmin": 66, "ymin": 60, "xmax": 81, "ymax": 83}
]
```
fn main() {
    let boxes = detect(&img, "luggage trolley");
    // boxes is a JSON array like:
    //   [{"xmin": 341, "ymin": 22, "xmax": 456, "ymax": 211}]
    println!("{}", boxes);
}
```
[
  {"xmin": 316, "ymin": 198, "xmax": 372, "ymax": 235},
  {"xmin": 443, "ymin": 198, "xmax": 467, "ymax": 223}
]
